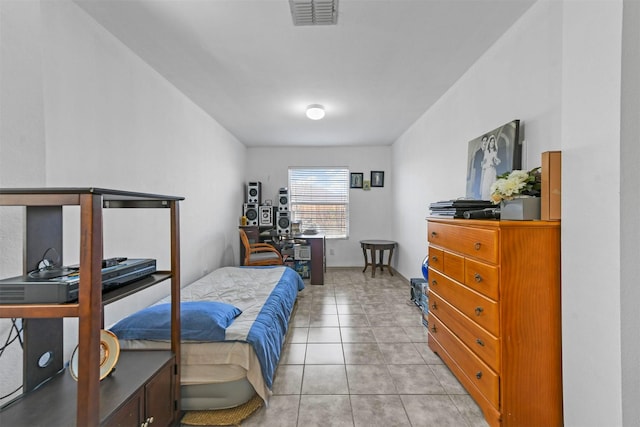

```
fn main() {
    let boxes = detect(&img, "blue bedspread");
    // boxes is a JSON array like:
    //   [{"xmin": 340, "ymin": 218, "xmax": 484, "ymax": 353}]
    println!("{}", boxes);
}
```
[{"xmin": 245, "ymin": 266, "xmax": 304, "ymax": 388}]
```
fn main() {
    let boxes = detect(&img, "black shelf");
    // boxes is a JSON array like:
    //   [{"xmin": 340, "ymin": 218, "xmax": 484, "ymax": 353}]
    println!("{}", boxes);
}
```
[{"xmin": 102, "ymin": 272, "xmax": 172, "ymax": 305}]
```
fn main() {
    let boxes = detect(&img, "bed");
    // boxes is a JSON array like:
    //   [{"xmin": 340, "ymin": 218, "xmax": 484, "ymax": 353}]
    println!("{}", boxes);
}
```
[{"xmin": 110, "ymin": 266, "xmax": 305, "ymax": 410}]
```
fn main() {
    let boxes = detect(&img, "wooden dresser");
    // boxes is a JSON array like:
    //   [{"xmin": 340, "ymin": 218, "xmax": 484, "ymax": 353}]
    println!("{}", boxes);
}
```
[{"xmin": 426, "ymin": 218, "xmax": 562, "ymax": 426}]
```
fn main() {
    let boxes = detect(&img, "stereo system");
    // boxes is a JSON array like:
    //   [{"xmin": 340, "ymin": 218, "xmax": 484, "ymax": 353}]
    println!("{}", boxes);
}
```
[
  {"xmin": 278, "ymin": 187, "xmax": 289, "ymax": 211},
  {"xmin": 247, "ymin": 182, "xmax": 262, "ymax": 204},
  {"xmin": 276, "ymin": 211, "xmax": 290, "ymax": 235},
  {"xmin": 243, "ymin": 203, "xmax": 259, "ymax": 226},
  {"xmin": 242, "ymin": 183, "xmax": 290, "ymax": 232},
  {"xmin": 259, "ymin": 206, "xmax": 274, "ymax": 227}
]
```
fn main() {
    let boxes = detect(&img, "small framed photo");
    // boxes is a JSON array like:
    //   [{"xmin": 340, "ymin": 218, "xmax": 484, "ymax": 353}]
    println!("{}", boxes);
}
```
[
  {"xmin": 371, "ymin": 171, "xmax": 385, "ymax": 187},
  {"xmin": 350, "ymin": 173, "xmax": 364, "ymax": 188},
  {"xmin": 363, "ymin": 180, "xmax": 371, "ymax": 190}
]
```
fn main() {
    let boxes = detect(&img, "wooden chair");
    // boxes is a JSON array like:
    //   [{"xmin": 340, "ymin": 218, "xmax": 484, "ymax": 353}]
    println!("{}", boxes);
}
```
[{"xmin": 239, "ymin": 228, "xmax": 283, "ymax": 266}]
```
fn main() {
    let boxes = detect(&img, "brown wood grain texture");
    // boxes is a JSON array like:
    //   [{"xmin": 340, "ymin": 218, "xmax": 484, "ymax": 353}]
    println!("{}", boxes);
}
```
[{"xmin": 427, "ymin": 218, "xmax": 562, "ymax": 427}]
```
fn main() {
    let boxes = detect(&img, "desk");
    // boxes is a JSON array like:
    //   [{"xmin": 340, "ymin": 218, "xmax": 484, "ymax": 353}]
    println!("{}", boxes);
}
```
[
  {"xmin": 360, "ymin": 240, "xmax": 397, "ymax": 277},
  {"xmin": 241, "ymin": 227, "xmax": 326, "ymax": 285},
  {"xmin": 296, "ymin": 234, "xmax": 325, "ymax": 285}
]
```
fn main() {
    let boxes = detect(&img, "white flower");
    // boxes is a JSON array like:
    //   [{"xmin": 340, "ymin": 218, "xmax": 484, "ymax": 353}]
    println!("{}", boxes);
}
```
[
  {"xmin": 508, "ymin": 170, "xmax": 529, "ymax": 182},
  {"xmin": 490, "ymin": 167, "xmax": 541, "ymax": 204}
]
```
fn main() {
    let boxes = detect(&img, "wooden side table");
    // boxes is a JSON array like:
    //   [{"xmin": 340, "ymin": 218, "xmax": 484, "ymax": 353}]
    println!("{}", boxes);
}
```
[{"xmin": 360, "ymin": 240, "xmax": 397, "ymax": 277}]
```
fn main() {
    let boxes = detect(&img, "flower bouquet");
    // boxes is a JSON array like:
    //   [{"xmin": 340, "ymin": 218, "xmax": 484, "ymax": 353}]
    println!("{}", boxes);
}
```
[{"xmin": 489, "ymin": 167, "xmax": 541, "ymax": 204}]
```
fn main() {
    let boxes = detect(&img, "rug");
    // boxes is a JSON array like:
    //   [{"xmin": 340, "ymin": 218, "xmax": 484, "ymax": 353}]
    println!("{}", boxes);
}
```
[{"xmin": 180, "ymin": 394, "xmax": 264, "ymax": 426}]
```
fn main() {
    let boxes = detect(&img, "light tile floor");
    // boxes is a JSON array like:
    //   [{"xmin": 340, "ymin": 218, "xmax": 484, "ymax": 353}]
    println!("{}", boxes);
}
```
[{"xmin": 242, "ymin": 267, "xmax": 489, "ymax": 427}]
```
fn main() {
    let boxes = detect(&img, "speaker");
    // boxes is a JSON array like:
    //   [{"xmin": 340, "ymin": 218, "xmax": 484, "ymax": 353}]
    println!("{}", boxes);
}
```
[
  {"xmin": 243, "ymin": 203, "xmax": 259, "ymax": 226},
  {"xmin": 276, "ymin": 211, "xmax": 290, "ymax": 235},
  {"xmin": 259, "ymin": 206, "xmax": 273, "ymax": 227},
  {"xmin": 278, "ymin": 187, "xmax": 289, "ymax": 211},
  {"xmin": 247, "ymin": 182, "xmax": 262, "ymax": 204}
]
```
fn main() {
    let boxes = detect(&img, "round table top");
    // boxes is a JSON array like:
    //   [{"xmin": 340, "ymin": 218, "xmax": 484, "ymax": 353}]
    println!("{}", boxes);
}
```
[{"xmin": 360, "ymin": 240, "xmax": 397, "ymax": 246}]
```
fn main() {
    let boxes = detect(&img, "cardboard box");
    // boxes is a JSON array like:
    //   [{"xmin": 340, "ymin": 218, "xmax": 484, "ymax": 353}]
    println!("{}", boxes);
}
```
[{"xmin": 541, "ymin": 151, "xmax": 561, "ymax": 220}]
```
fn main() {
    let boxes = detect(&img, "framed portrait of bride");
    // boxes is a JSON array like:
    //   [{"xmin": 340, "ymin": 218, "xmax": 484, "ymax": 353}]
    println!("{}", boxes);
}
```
[{"xmin": 465, "ymin": 119, "xmax": 522, "ymax": 201}]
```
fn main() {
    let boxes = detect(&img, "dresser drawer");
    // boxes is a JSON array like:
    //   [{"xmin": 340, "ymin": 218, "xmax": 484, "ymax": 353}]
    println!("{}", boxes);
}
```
[
  {"xmin": 429, "ymin": 291, "xmax": 499, "ymax": 372},
  {"xmin": 428, "ymin": 222, "xmax": 498, "ymax": 264},
  {"xmin": 428, "ymin": 269, "xmax": 499, "ymax": 336},
  {"xmin": 428, "ymin": 246, "xmax": 444, "ymax": 272},
  {"xmin": 443, "ymin": 251, "xmax": 464, "ymax": 283},
  {"xmin": 428, "ymin": 313, "xmax": 499, "ymax": 407},
  {"xmin": 464, "ymin": 258, "xmax": 499, "ymax": 301}
]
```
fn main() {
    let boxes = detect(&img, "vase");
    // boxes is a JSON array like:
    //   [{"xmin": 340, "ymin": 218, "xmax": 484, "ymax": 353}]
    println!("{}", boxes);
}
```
[{"xmin": 500, "ymin": 197, "xmax": 541, "ymax": 220}]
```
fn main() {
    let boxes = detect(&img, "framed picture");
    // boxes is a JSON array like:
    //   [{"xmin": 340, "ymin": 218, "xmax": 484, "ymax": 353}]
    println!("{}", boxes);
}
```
[
  {"xmin": 466, "ymin": 120, "xmax": 522, "ymax": 200},
  {"xmin": 363, "ymin": 180, "xmax": 371, "ymax": 191},
  {"xmin": 350, "ymin": 172, "xmax": 364, "ymax": 188},
  {"xmin": 371, "ymin": 171, "xmax": 384, "ymax": 187}
]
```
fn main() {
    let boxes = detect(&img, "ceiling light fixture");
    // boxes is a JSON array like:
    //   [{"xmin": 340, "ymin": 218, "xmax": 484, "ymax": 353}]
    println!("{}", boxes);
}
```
[
  {"xmin": 306, "ymin": 104, "xmax": 325, "ymax": 120},
  {"xmin": 289, "ymin": 0, "xmax": 338, "ymax": 26}
]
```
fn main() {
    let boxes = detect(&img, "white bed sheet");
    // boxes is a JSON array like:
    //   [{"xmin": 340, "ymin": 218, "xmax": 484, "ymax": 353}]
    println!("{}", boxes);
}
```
[{"xmin": 119, "ymin": 339, "xmax": 271, "ymax": 402}]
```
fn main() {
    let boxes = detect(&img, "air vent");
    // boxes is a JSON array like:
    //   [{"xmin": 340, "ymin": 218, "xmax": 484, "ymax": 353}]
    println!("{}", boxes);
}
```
[{"xmin": 289, "ymin": 0, "xmax": 338, "ymax": 26}]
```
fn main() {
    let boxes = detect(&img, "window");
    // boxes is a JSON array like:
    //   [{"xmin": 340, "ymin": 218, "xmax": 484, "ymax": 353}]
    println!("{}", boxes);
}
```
[{"xmin": 288, "ymin": 167, "xmax": 349, "ymax": 239}]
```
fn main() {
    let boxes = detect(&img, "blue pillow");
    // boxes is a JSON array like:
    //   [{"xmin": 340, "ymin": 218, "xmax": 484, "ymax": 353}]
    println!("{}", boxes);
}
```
[{"xmin": 110, "ymin": 301, "xmax": 242, "ymax": 342}]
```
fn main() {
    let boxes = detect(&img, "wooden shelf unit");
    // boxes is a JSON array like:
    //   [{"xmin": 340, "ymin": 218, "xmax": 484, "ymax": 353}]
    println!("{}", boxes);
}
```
[{"xmin": 0, "ymin": 188, "xmax": 183, "ymax": 426}]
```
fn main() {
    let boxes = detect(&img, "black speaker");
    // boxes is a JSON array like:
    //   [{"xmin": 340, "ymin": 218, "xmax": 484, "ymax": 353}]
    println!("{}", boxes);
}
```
[
  {"xmin": 278, "ymin": 187, "xmax": 289, "ymax": 211},
  {"xmin": 259, "ymin": 205, "xmax": 274, "ymax": 227},
  {"xmin": 247, "ymin": 182, "xmax": 262, "ymax": 204},
  {"xmin": 276, "ymin": 211, "xmax": 290, "ymax": 235},
  {"xmin": 243, "ymin": 203, "xmax": 259, "ymax": 226}
]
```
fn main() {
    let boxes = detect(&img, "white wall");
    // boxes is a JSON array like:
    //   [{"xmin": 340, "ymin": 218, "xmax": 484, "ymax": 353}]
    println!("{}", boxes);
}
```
[
  {"xmin": 391, "ymin": 1, "xmax": 638, "ymax": 425},
  {"xmin": 39, "ymin": 1, "xmax": 246, "ymax": 285},
  {"xmin": 392, "ymin": 1, "xmax": 562, "ymax": 280},
  {"xmin": 0, "ymin": 0, "xmax": 246, "ymax": 401},
  {"xmin": 560, "ymin": 1, "xmax": 627, "ymax": 425},
  {"xmin": 246, "ymin": 146, "xmax": 392, "ymax": 267},
  {"xmin": 620, "ymin": 1, "xmax": 640, "ymax": 423},
  {"xmin": 0, "ymin": 0, "xmax": 49, "ymax": 407}
]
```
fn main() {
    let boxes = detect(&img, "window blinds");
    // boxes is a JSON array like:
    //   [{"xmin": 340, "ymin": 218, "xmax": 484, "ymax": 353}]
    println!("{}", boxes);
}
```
[{"xmin": 288, "ymin": 167, "xmax": 349, "ymax": 238}]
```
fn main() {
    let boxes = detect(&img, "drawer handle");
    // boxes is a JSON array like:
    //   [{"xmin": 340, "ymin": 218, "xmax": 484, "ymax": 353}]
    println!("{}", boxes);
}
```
[
  {"xmin": 474, "ymin": 242, "xmax": 482, "ymax": 250},
  {"xmin": 431, "ymin": 256, "xmax": 438, "ymax": 262},
  {"xmin": 431, "ymin": 279, "xmax": 438, "ymax": 286},
  {"xmin": 430, "ymin": 325, "xmax": 437, "ymax": 333},
  {"xmin": 431, "ymin": 302, "xmax": 438, "ymax": 310},
  {"xmin": 474, "ymin": 273, "xmax": 482, "ymax": 283},
  {"xmin": 476, "ymin": 371, "xmax": 483, "ymax": 380},
  {"xmin": 474, "ymin": 306, "xmax": 484, "ymax": 316},
  {"xmin": 431, "ymin": 231, "xmax": 437, "ymax": 237},
  {"xmin": 476, "ymin": 338, "xmax": 485, "ymax": 346}
]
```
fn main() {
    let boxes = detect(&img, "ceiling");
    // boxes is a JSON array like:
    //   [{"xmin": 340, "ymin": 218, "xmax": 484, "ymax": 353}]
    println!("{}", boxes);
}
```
[{"xmin": 75, "ymin": 0, "xmax": 535, "ymax": 147}]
